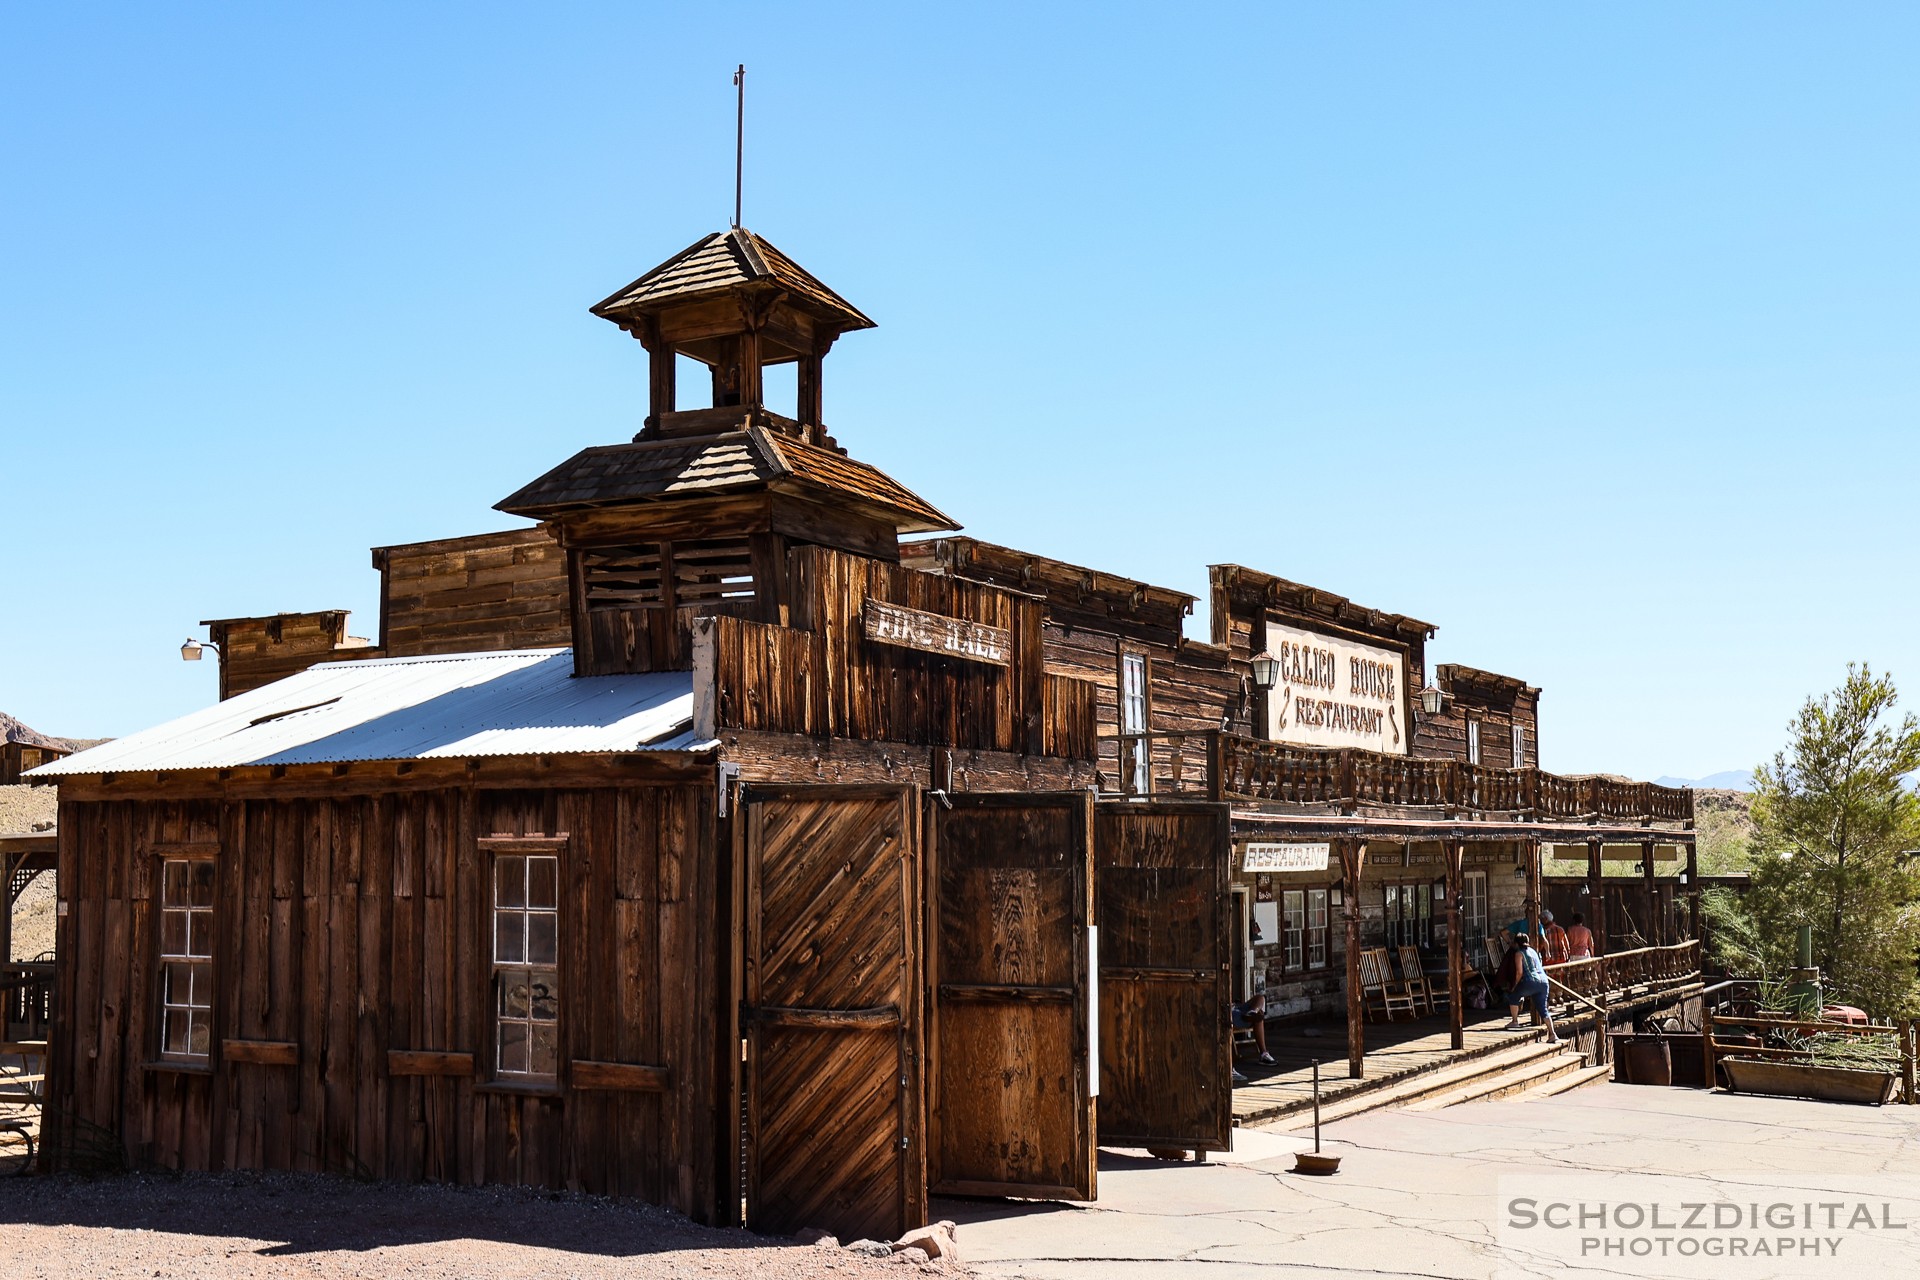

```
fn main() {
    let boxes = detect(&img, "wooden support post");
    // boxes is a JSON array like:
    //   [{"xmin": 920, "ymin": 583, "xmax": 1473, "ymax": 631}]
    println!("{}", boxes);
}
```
[
  {"xmin": 1703, "ymin": 1013, "xmax": 1718, "ymax": 1092},
  {"xmin": 1642, "ymin": 840, "xmax": 1659, "ymax": 947},
  {"xmin": 647, "ymin": 337, "xmax": 676, "ymax": 425},
  {"xmin": 1586, "ymin": 837, "xmax": 1604, "ymax": 958},
  {"xmin": 1904, "ymin": 1020, "xmax": 1916, "ymax": 1106},
  {"xmin": 1341, "ymin": 839, "xmax": 1367, "ymax": 1080},
  {"xmin": 1446, "ymin": 841, "xmax": 1465, "ymax": 1051},
  {"xmin": 796, "ymin": 353, "xmax": 823, "ymax": 429},
  {"xmin": 1524, "ymin": 839, "xmax": 1541, "ymax": 943},
  {"xmin": 1685, "ymin": 839, "xmax": 1699, "ymax": 947}
]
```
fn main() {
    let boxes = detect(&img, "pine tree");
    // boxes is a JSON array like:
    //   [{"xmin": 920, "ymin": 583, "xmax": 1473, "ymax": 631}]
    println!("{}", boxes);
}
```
[{"xmin": 1747, "ymin": 664, "xmax": 1920, "ymax": 1018}]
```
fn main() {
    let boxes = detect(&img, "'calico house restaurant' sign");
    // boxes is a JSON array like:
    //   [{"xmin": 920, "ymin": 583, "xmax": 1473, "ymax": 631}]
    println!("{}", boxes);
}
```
[
  {"xmin": 864, "ymin": 600, "xmax": 1011, "ymax": 666},
  {"xmin": 1264, "ymin": 620, "xmax": 1408, "ymax": 756}
]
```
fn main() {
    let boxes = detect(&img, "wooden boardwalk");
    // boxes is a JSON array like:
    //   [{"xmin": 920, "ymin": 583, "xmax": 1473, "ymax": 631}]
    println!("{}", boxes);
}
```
[{"xmin": 1232, "ymin": 1013, "xmax": 1543, "ymax": 1127}]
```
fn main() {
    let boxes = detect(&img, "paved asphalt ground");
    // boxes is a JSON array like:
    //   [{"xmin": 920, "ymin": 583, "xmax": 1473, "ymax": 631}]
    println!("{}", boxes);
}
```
[{"xmin": 938, "ymin": 1083, "xmax": 1920, "ymax": 1280}]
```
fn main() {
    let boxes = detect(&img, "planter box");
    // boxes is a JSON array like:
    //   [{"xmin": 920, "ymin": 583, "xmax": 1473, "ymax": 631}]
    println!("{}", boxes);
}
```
[{"xmin": 1720, "ymin": 1057, "xmax": 1898, "ymax": 1106}]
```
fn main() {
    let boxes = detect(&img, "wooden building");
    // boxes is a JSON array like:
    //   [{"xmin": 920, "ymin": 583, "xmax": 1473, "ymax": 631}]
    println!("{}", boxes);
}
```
[{"xmin": 29, "ymin": 223, "xmax": 1700, "ymax": 1240}]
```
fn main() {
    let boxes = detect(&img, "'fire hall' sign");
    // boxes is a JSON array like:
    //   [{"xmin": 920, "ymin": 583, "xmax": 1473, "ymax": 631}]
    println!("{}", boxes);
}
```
[
  {"xmin": 1263, "ymin": 620, "xmax": 1408, "ymax": 756},
  {"xmin": 864, "ymin": 600, "xmax": 1012, "ymax": 666}
]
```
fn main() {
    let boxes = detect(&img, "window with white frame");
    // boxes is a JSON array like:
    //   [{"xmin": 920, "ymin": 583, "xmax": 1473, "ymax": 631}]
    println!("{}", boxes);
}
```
[
  {"xmin": 1463, "ymin": 870, "xmax": 1490, "ymax": 965},
  {"xmin": 158, "ymin": 857, "xmax": 216, "ymax": 1060},
  {"xmin": 1306, "ymin": 888, "xmax": 1329, "ymax": 968},
  {"xmin": 1282, "ymin": 890, "xmax": 1305, "ymax": 969},
  {"xmin": 1121, "ymin": 651, "xmax": 1148, "ymax": 794},
  {"xmin": 1511, "ymin": 723, "xmax": 1527, "ymax": 768},
  {"xmin": 1466, "ymin": 719, "xmax": 1482, "ymax": 765},
  {"xmin": 492, "ymin": 852, "xmax": 560, "ymax": 1077}
]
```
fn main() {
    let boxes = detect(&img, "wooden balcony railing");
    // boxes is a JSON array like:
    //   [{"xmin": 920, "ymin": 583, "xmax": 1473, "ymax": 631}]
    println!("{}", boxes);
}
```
[
  {"xmin": 1111, "ymin": 730, "xmax": 1694, "ymax": 826},
  {"xmin": 1544, "ymin": 941, "xmax": 1701, "ymax": 1005}
]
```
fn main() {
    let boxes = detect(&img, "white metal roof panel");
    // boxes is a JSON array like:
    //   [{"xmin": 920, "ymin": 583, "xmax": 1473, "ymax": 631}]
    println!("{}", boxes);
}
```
[{"xmin": 27, "ymin": 649, "xmax": 711, "ymax": 777}]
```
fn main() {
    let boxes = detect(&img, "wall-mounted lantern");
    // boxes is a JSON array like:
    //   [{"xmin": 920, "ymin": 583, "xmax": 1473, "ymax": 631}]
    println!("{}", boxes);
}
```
[
  {"xmin": 1420, "ymin": 681, "xmax": 1445, "ymax": 716},
  {"xmin": 1249, "ymin": 650, "xmax": 1281, "ymax": 692}
]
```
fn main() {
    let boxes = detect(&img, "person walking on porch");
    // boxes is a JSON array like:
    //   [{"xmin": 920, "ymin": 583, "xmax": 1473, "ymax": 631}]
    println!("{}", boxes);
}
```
[
  {"xmin": 1500, "ymin": 932, "xmax": 1559, "ymax": 1043},
  {"xmin": 1539, "ymin": 910, "xmax": 1570, "ymax": 965},
  {"xmin": 1565, "ymin": 913, "xmax": 1595, "ymax": 961}
]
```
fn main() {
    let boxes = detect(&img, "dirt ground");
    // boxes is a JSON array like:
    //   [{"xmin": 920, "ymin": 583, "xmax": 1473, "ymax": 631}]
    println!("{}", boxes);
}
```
[
  {"xmin": 1, "ymin": 783, "xmax": 58, "ymax": 961},
  {"xmin": 0, "ymin": 1171, "xmax": 965, "ymax": 1280}
]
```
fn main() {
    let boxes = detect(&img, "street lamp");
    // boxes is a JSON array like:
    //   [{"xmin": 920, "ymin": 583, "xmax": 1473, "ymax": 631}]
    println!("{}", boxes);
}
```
[{"xmin": 180, "ymin": 638, "xmax": 221, "ymax": 662}]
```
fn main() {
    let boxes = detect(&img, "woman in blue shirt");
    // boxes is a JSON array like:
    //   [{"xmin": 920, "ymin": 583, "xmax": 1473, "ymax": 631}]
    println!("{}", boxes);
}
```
[{"xmin": 1501, "ymin": 932, "xmax": 1560, "ymax": 1043}]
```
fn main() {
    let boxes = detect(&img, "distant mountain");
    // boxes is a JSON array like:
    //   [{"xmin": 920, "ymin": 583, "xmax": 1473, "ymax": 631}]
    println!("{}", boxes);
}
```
[{"xmin": 1654, "ymin": 770, "xmax": 1754, "ymax": 792}]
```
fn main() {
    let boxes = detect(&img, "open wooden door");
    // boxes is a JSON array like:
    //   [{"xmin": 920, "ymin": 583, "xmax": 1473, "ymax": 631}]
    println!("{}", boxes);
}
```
[
  {"xmin": 740, "ymin": 784, "xmax": 925, "ymax": 1241},
  {"xmin": 1094, "ymin": 800, "xmax": 1234, "ymax": 1152},
  {"xmin": 926, "ymin": 791, "xmax": 1096, "ymax": 1201}
]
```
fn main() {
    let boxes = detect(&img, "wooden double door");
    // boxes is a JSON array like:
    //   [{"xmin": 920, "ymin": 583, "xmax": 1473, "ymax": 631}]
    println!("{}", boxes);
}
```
[{"xmin": 736, "ymin": 786, "xmax": 1229, "ymax": 1241}]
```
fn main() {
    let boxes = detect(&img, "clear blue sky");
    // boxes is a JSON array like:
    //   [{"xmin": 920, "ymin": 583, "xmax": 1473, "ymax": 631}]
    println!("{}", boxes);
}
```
[{"xmin": 3, "ymin": 3, "xmax": 1915, "ymax": 781}]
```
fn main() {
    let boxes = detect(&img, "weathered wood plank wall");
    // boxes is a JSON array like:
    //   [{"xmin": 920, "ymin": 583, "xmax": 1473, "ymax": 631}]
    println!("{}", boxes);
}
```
[
  {"xmin": 45, "ymin": 781, "xmax": 724, "ymax": 1220},
  {"xmin": 374, "ymin": 530, "xmax": 570, "ymax": 658}
]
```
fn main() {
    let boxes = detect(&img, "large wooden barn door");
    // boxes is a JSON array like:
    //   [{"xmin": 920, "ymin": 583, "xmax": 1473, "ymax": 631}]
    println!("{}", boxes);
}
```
[
  {"xmin": 740, "ymin": 784, "xmax": 925, "ymax": 1241},
  {"xmin": 926, "ymin": 791, "xmax": 1096, "ymax": 1201},
  {"xmin": 1094, "ymin": 800, "xmax": 1234, "ymax": 1153}
]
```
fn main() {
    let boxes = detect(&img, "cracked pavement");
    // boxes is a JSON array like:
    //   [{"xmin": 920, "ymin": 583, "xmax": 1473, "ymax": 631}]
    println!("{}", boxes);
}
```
[{"xmin": 937, "ymin": 1084, "xmax": 1920, "ymax": 1279}]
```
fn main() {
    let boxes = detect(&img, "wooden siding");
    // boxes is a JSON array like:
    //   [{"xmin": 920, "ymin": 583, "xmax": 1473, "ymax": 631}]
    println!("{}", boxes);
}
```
[
  {"xmin": 696, "ymin": 615, "xmax": 1095, "ymax": 759},
  {"xmin": 207, "ymin": 612, "xmax": 369, "ymax": 701},
  {"xmin": 45, "ymin": 780, "xmax": 725, "ymax": 1220},
  {"xmin": 374, "ymin": 530, "xmax": 570, "ymax": 658}
]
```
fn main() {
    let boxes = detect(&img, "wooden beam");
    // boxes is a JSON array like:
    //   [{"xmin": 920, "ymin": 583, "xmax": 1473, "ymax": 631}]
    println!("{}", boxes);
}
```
[
  {"xmin": 569, "ymin": 1060, "xmax": 673, "ymax": 1092},
  {"xmin": 1643, "ymin": 840, "xmax": 1659, "ymax": 947},
  {"xmin": 1524, "ymin": 839, "xmax": 1541, "ymax": 943},
  {"xmin": 386, "ymin": 1049, "xmax": 474, "ymax": 1077},
  {"xmin": 221, "ymin": 1039, "xmax": 298, "ymax": 1067},
  {"xmin": 1446, "ymin": 841, "xmax": 1465, "ymax": 1051},
  {"xmin": 1685, "ymin": 839, "xmax": 1699, "ymax": 945},
  {"xmin": 1341, "ymin": 838, "xmax": 1367, "ymax": 1079}
]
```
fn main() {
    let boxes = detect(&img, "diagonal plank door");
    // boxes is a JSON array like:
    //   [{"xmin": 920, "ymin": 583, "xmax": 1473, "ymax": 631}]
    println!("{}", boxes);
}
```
[
  {"xmin": 741, "ymin": 784, "xmax": 925, "ymax": 1241},
  {"xmin": 1094, "ymin": 800, "xmax": 1234, "ymax": 1152},
  {"xmin": 927, "ymin": 791, "xmax": 1096, "ymax": 1200}
]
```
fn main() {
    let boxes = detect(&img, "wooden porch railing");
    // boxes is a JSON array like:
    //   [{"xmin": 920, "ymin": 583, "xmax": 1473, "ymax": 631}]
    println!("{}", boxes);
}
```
[
  {"xmin": 1543, "ymin": 941, "xmax": 1700, "ymax": 1004},
  {"xmin": 1114, "ymin": 730, "xmax": 1694, "ymax": 826}
]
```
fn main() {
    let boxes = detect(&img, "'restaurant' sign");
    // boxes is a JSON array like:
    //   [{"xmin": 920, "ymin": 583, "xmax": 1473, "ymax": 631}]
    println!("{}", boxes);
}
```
[
  {"xmin": 1264, "ymin": 620, "xmax": 1408, "ymax": 756},
  {"xmin": 863, "ymin": 600, "xmax": 1011, "ymax": 667},
  {"xmin": 1242, "ymin": 842, "xmax": 1331, "ymax": 873}
]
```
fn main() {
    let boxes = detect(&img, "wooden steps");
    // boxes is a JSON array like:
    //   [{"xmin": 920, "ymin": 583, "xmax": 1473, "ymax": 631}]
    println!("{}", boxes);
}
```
[
  {"xmin": 1529, "ymin": 1063, "xmax": 1613, "ymax": 1097},
  {"xmin": 1401, "ymin": 1048, "xmax": 1587, "ymax": 1111},
  {"xmin": 1260, "ymin": 1038, "xmax": 1563, "ymax": 1130}
]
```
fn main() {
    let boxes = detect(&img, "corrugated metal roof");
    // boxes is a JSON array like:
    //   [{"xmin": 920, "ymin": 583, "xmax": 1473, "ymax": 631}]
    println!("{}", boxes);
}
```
[{"xmin": 27, "ymin": 649, "xmax": 710, "ymax": 778}]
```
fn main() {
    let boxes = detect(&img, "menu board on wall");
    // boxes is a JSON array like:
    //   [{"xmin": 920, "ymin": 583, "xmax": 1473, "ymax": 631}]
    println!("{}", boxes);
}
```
[{"xmin": 1263, "ymin": 619, "xmax": 1408, "ymax": 756}]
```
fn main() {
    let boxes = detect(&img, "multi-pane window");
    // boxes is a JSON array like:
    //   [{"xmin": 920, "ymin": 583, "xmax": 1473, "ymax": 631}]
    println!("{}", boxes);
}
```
[
  {"xmin": 1282, "ymin": 890, "xmax": 1305, "ymax": 969},
  {"xmin": 1466, "ymin": 719, "xmax": 1482, "ymax": 765},
  {"xmin": 1278, "ymin": 887, "xmax": 1330, "ymax": 971},
  {"xmin": 1511, "ymin": 723, "xmax": 1527, "ymax": 768},
  {"xmin": 1306, "ymin": 888, "xmax": 1329, "ymax": 968},
  {"xmin": 1463, "ymin": 870, "xmax": 1490, "ymax": 966},
  {"xmin": 1120, "ymin": 652, "xmax": 1148, "ymax": 795},
  {"xmin": 158, "ymin": 858, "xmax": 215, "ymax": 1060},
  {"xmin": 1384, "ymin": 882, "xmax": 1432, "ymax": 950},
  {"xmin": 492, "ymin": 853, "xmax": 560, "ymax": 1077}
]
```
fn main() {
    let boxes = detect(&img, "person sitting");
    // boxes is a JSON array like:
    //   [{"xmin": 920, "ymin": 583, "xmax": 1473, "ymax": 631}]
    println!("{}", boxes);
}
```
[
  {"xmin": 1565, "ymin": 912, "xmax": 1595, "ymax": 961},
  {"xmin": 1499, "ymin": 932, "xmax": 1560, "ymax": 1044},
  {"xmin": 1228, "ymin": 994, "xmax": 1276, "ymax": 1084},
  {"xmin": 1540, "ymin": 910, "xmax": 1570, "ymax": 965}
]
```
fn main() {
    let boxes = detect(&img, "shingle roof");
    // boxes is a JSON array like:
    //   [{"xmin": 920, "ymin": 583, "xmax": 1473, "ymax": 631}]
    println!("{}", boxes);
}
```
[
  {"xmin": 495, "ymin": 427, "xmax": 957, "ymax": 534},
  {"xmin": 591, "ymin": 228, "xmax": 875, "ymax": 332},
  {"xmin": 27, "ymin": 650, "xmax": 708, "ymax": 777}
]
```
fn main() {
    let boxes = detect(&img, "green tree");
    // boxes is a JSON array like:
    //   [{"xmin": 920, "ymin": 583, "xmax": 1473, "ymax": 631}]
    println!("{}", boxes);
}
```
[{"xmin": 1746, "ymin": 664, "xmax": 1920, "ymax": 1018}]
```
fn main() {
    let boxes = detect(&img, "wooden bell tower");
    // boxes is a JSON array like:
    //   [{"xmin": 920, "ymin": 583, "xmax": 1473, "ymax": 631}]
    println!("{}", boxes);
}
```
[
  {"xmin": 498, "ymin": 229, "xmax": 956, "ymax": 677},
  {"xmin": 591, "ymin": 227, "xmax": 876, "ymax": 446}
]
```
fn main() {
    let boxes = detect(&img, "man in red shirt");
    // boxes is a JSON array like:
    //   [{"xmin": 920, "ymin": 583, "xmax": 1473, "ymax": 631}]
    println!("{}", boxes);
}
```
[{"xmin": 1539, "ymin": 909, "xmax": 1570, "ymax": 965}]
